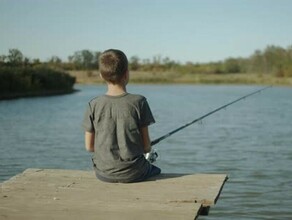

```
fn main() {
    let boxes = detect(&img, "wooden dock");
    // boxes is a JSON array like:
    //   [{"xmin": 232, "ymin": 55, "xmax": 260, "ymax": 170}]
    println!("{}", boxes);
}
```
[{"xmin": 0, "ymin": 169, "xmax": 227, "ymax": 220}]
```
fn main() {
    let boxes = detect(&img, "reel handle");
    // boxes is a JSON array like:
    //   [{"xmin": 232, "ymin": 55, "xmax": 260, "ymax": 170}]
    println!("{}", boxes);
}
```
[{"xmin": 145, "ymin": 149, "xmax": 158, "ymax": 163}]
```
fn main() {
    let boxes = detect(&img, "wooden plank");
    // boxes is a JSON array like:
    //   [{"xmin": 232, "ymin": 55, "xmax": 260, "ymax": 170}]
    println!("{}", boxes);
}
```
[{"xmin": 0, "ymin": 169, "xmax": 227, "ymax": 220}]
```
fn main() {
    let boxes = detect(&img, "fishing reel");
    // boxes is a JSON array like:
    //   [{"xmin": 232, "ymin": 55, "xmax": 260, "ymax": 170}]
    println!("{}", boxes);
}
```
[{"xmin": 145, "ymin": 148, "xmax": 158, "ymax": 163}]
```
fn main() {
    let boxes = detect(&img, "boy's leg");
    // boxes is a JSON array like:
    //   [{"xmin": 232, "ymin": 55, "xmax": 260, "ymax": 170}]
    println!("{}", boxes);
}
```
[
  {"xmin": 132, "ymin": 164, "xmax": 161, "ymax": 183},
  {"xmin": 147, "ymin": 164, "xmax": 161, "ymax": 178}
]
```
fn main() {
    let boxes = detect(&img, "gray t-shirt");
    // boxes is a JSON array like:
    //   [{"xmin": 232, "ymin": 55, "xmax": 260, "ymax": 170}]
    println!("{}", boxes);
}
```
[{"xmin": 82, "ymin": 93, "xmax": 155, "ymax": 182}]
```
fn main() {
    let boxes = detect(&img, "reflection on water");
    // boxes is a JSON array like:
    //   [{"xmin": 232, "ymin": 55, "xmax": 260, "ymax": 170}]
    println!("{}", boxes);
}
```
[{"xmin": 0, "ymin": 84, "xmax": 291, "ymax": 219}]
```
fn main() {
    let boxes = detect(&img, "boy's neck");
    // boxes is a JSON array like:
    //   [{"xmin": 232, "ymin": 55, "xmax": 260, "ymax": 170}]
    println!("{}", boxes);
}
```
[{"xmin": 106, "ymin": 83, "xmax": 127, "ymax": 96}]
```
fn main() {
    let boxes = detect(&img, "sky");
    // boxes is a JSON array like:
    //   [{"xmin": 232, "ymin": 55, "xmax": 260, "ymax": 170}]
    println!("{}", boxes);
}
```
[{"xmin": 1, "ymin": 0, "xmax": 292, "ymax": 63}]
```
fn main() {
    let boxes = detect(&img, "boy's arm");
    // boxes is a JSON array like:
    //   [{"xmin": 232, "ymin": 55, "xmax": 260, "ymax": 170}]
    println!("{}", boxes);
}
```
[
  {"xmin": 85, "ymin": 131, "xmax": 95, "ymax": 152},
  {"xmin": 140, "ymin": 126, "xmax": 151, "ymax": 153}
]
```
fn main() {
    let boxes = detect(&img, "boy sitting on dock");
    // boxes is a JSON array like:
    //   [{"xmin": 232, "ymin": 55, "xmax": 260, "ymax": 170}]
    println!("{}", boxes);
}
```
[{"xmin": 82, "ymin": 49, "xmax": 161, "ymax": 183}]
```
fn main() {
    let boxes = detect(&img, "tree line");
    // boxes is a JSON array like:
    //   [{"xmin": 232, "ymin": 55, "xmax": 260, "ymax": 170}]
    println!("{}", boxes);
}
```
[
  {"xmin": 0, "ymin": 49, "xmax": 101, "ymax": 70},
  {"xmin": 1, "ymin": 45, "xmax": 292, "ymax": 77},
  {"xmin": 130, "ymin": 45, "xmax": 292, "ymax": 77}
]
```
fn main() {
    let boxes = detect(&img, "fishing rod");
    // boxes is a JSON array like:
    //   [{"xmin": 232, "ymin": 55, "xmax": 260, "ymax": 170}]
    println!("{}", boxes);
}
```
[{"xmin": 150, "ymin": 85, "xmax": 272, "ymax": 147}]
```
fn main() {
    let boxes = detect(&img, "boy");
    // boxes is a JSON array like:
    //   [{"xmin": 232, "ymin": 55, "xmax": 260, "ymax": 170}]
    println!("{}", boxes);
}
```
[{"xmin": 82, "ymin": 49, "xmax": 161, "ymax": 183}]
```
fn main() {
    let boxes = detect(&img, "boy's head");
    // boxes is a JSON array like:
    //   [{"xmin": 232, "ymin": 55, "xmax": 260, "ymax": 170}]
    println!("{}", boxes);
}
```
[{"xmin": 99, "ymin": 49, "xmax": 128, "ymax": 84}]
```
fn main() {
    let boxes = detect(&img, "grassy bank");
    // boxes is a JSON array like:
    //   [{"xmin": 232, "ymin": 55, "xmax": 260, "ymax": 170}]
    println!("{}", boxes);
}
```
[{"xmin": 68, "ymin": 70, "xmax": 292, "ymax": 86}]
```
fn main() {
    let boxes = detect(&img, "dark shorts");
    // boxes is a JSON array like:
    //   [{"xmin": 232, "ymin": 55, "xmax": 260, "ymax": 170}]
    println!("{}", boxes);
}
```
[
  {"xmin": 147, "ymin": 164, "xmax": 161, "ymax": 178},
  {"xmin": 92, "ymin": 159, "xmax": 161, "ymax": 183},
  {"xmin": 134, "ymin": 164, "xmax": 161, "ymax": 182}
]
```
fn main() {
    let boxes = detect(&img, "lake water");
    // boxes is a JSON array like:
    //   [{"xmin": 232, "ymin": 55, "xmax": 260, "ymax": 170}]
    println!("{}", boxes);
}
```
[{"xmin": 0, "ymin": 84, "xmax": 291, "ymax": 219}]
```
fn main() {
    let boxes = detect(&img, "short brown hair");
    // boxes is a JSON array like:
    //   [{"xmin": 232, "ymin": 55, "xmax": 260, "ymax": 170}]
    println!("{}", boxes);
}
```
[{"xmin": 99, "ymin": 49, "xmax": 128, "ymax": 84}]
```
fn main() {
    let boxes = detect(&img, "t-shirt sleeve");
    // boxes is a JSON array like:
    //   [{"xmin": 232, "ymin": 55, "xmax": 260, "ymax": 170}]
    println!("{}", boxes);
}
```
[
  {"xmin": 82, "ymin": 103, "xmax": 94, "ymax": 132},
  {"xmin": 139, "ymin": 98, "xmax": 155, "ymax": 127}
]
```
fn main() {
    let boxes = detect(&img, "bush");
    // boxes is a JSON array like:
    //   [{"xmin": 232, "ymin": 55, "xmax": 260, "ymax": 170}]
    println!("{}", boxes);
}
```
[{"xmin": 0, "ymin": 66, "xmax": 76, "ymax": 97}]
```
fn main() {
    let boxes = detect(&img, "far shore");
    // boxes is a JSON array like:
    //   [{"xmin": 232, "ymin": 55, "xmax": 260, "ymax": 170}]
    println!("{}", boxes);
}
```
[{"xmin": 68, "ymin": 70, "xmax": 292, "ymax": 86}]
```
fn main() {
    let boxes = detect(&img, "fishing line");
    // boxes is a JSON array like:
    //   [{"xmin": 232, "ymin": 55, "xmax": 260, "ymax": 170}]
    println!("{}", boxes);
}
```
[{"xmin": 150, "ymin": 85, "xmax": 272, "ymax": 147}]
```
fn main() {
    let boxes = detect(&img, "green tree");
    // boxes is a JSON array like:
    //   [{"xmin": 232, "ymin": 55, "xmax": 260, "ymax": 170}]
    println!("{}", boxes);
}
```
[
  {"xmin": 249, "ymin": 50, "xmax": 265, "ymax": 73},
  {"xmin": 0, "ymin": 55, "xmax": 7, "ymax": 66},
  {"xmin": 32, "ymin": 58, "xmax": 41, "ymax": 66},
  {"xmin": 23, "ymin": 57, "xmax": 31, "ymax": 66},
  {"xmin": 69, "ymin": 50, "xmax": 94, "ymax": 69},
  {"xmin": 93, "ymin": 51, "xmax": 101, "ymax": 69},
  {"xmin": 81, "ymin": 50, "xmax": 94, "ymax": 69},
  {"xmin": 7, "ymin": 49, "xmax": 23, "ymax": 66},
  {"xmin": 129, "ymin": 56, "xmax": 140, "ymax": 70},
  {"xmin": 69, "ymin": 51, "xmax": 83, "ymax": 69},
  {"xmin": 49, "ymin": 56, "xmax": 62, "ymax": 64},
  {"xmin": 223, "ymin": 58, "xmax": 241, "ymax": 73}
]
